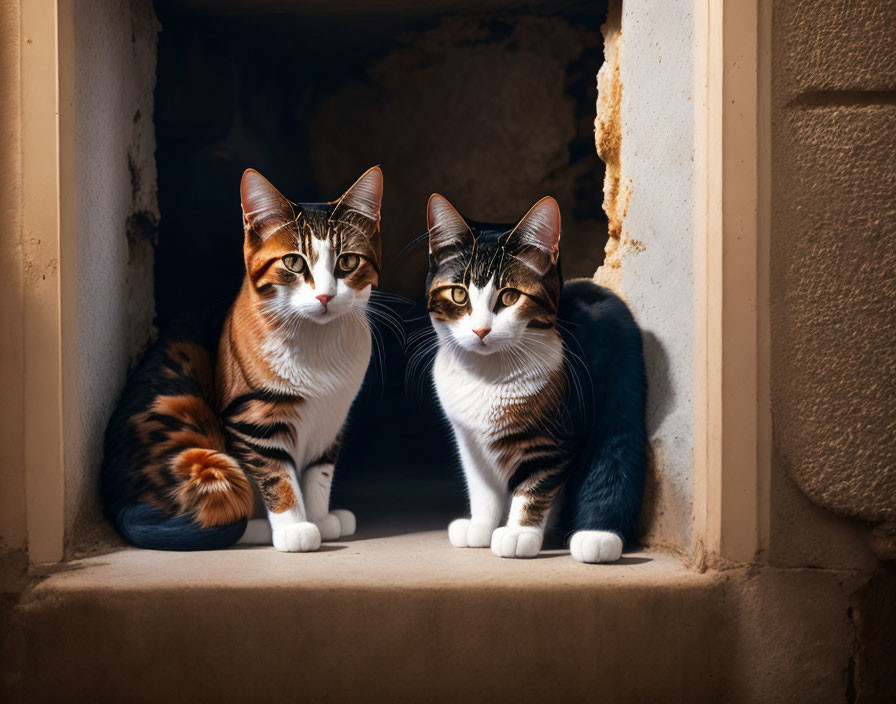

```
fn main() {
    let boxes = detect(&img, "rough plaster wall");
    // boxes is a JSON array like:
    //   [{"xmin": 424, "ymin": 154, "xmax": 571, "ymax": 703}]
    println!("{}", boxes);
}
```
[
  {"xmin": 770, "ymin": 0, "xmax": 896, "ymax": 564},
  {"xmin": 0, "ymin": 1, "xmax": 26, "ymax": 555},
  {"xmin": 70, "ymin": 0, "xmax": 159, "ymax": 551},
  {"xmin": 595, "ymin": 1, "xmax": 695, "ymax": 553}
]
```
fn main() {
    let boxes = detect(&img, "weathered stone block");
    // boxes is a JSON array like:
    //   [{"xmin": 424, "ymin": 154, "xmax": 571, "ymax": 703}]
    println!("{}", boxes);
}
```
[
  {"xmin": 774, "ymin": 0, "xmax": 896, "ymax": 97},
  {"xmin": 771, "ymin": 104, "xmax": 896, "ymax": 558}
]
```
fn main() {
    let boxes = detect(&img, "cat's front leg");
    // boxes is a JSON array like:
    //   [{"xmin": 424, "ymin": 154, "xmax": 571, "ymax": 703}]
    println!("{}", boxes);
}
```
[
  {"xmin": 491, "ymin": 471, "xmax": 564, "ymax": 559},
  {"xmin": 235, "ymin": 446, "xmax": 321, "ymax": 552},
  {"xmin": 264, "ymin": 466, "xmax": 321, "ymax": 553},
  {"xmin": 449, "ymin": 430, "xmax": 506, "ymax": 548},
  {"xmin": 301, "ymin": 463, "xmax": 356, "ymax": 541}
]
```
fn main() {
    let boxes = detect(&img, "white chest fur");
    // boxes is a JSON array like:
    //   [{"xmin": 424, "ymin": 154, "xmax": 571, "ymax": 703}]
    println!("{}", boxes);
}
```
[
  {"xmin": 433, "ymin": 334, "xmax": 564, "ymax": 438},
  {"xmin": 261, "ymin": 315, "xmax": 371, "ymax": 468}
]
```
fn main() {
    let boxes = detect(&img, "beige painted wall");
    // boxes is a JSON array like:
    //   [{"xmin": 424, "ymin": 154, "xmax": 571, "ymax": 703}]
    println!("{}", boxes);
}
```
[
  {"xmin": 768, "ymin": 0, "xmax": 895, "ymax": 566},
  {"xmin": 0, "ymin": 1, "xmax": 159, "ymax": 561},
  {"xmin": 68, "ymin": 0, "xmax": 159, "ymax": 553},
  {"xmin": 0, "ymin": 1, "xmax": 26, "ymax": 556}
]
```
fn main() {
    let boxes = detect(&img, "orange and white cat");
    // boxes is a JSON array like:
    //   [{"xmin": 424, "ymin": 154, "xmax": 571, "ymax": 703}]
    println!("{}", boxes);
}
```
[{"xmin": 101, "ymin": 167, "xmax": 383, "ymax": 552}]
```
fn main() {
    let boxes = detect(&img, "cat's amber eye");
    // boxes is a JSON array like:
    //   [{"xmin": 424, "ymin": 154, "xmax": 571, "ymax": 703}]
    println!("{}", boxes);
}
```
[
  {"xmin": 281, "ymin": 254, "xmax": 306, "ymax": 274},
  {"xmin": 498, "ymin": 289, "xmax": 521, "ymax": 308},
  {"xmin": 450, "ymin": 286, "xmax": 468, "ymax": 305},
  {"xmin": 337, "ymin": 253, "xmax": 360, "ymax": 273}
]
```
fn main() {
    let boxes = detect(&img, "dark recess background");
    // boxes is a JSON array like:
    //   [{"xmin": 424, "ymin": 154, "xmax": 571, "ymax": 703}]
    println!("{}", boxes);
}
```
[{"xmin": 152, "ymin": 0, "xmax": 608, "ymax": 522}]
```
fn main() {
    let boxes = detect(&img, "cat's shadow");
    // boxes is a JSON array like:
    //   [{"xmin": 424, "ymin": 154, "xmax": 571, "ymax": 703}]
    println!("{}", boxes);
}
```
[
  {"xmin": 316, "ymin": 544, "xmax": 350, "ymax": 552},
  {"xmin": 538, "ymin": 554, "xmax": 652, "ymax": 565},
  {"xmin": 539, "ymin": 542, "xmax": 653, "ymax": 564},
  {"xmin": 443, "ymin": 551, "xmax": 654, "ymax": 564},
  {"xmin": 229, "ymin": 544, "xmax": 349, "ymax": 553},
  {"xmin": 642, "ymin": 330, "xmax": 674, "ymax": 436},
  {"xmin": 614, "ymin": 556, "xmax": 652, "ymax": 565}
]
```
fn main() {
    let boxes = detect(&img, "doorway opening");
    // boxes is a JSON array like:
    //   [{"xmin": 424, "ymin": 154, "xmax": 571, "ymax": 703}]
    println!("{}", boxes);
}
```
[{"xmin": 151, "ymin": 0, "xmax": 611, "ymax": 528}]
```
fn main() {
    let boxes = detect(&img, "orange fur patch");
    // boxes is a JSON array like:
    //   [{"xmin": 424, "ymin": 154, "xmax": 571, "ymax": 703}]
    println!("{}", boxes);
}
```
[
  {"xmin": 170, "ymin": 448, "xmax": 254, "ymax": 527},
  {"xmin": 271, "ymin": 480, "xmax": 298, "ymax": 513},
  {"xmin": 164, "ymin": 341, "xmax": 214, "ymax": 391}
]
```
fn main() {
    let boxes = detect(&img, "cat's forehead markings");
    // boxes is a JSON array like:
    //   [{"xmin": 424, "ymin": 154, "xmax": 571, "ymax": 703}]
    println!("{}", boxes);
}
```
[
  {"xmin": 461, "ymin": 233, "xmax": 478, "ymax": 287},
  {"xmin": 468, "ymin": 237, "xmax": 505, "ymax": 289},
  {"xmin": 489, "ymin": 238, "xmax": 508, "ymax": 288},
  {"xmin": 312, "ymin": 227, "xmax": 333, "ymax": 266},
  {"xmin": 298, "ymin": 213, "xmax": 313, "ymax": 254}
]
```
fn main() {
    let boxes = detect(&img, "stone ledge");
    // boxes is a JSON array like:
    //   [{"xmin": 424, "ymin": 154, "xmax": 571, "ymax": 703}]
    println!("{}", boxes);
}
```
[
  {"xmin": 23, "ymin": 530, "xmax": 690, "ymax": 594},
  {"xmin": 2, "ymin": 524, "xmax": 884, "ymax": 703}
]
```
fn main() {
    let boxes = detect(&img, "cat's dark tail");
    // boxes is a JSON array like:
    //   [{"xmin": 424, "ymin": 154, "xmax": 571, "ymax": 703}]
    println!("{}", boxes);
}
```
[
  {"xmin": 100, "ymin": 315, "xmax": 254, "ymax": 551},
  {"xmin": 558, "ymin": 279, "xmax": 647, "ymax": 544},
  {"xmin": 105, "ymin": 447, "xmax": 253, "ymax": 551},
  {"xmin": 115, "ymin": 503, "xmax": 248, "ymax": 552}
]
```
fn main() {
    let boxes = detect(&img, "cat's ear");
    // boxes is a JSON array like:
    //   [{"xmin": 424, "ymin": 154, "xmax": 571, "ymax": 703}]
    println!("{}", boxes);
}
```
[
  {"xmin": 508, "ymin": 196, "xmax": 561, "ymax": 275},
  {"xmin": 427, "ymin": 194, "xmax": 473, "ymax": 262},
  {"xmin": 332, "ymin": 165, "xmax": 383, "ymax": 225},
  {"xmin": 240, "ymin": 169, "xmax": 296, "ymax": 242}
]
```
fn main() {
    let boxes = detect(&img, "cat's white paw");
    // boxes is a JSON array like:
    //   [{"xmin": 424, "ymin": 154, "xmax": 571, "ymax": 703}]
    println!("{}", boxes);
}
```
[
  {"xmin": 272, "ymin": 522, "xmax": 321, "ymax": 553},
  {"xmin": 448, "ymin": 518, "xmax": 494, "ymax": 548},
  {"xmin": 490, "ymin": 526, "xmax": 543, "ymax": 558},
  {"xmin": 315, "ymin": 510, "xmax": 356, "ymax": 540},
  {"xmin": 570, "ymin": 530, "xmax": 623, "ymax": 563},
  {"xmin": 330, "ymin": 509, "xmax": 356, "ymax": 537},
  {"xmin": 315, "ymin": 513, "xmax": 342, "ymax": 541}
]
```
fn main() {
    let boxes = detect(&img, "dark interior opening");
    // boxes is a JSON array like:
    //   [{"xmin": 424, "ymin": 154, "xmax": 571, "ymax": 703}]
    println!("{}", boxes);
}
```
[{"xmin": 152, "ymin": 0, "xmax": 609, "ymax": 527}]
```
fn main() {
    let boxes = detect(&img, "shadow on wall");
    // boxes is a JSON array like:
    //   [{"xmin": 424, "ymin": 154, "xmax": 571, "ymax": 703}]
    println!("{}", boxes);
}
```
[
  {"xmin": 635, "ymin": 330, "xmax": 681, "ymax": 547},
  {"xmin": 643, "ymin": 330, "xmax": 674, "ymax": 437}
]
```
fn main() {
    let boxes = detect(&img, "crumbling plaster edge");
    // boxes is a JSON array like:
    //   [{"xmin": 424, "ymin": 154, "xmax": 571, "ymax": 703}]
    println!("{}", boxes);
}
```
[{"xmin": 593, "ymin": 0, "xmax": 632, "ymax": 294}]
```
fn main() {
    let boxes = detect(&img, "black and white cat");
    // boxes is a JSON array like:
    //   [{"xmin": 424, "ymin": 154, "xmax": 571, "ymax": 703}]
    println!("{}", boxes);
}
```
[{"xmin": 425, "ymin": 194, "xmax": 646, "ymax": 562}]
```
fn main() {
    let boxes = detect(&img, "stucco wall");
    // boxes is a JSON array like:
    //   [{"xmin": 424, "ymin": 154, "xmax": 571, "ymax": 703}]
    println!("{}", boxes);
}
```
[
  {"xmin": 69, "ymin": 0, "xmax": 159, "ymax": 551},
  {"xmin": 769, "ymin": 0, "xmax": 896, "ymax": 565},
  {"xmin": 0, "ymin": 1, "xmax": 26, "ymax": 556},
  {"xmin": 595, "ymin": 1, "xmax": 696, "ymax": 554}
]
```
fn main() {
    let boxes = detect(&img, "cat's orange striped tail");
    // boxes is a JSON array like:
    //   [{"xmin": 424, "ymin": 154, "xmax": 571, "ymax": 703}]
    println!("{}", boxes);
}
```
[{"xmin": 169, "ymin": 448, "xmax": 255, "ymax": 528}]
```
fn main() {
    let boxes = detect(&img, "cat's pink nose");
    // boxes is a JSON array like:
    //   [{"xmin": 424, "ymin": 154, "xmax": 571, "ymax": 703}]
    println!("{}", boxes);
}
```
[
  {"xmin": 316, "ymin": 294, "xmax": 333, "ymax": 309},
  {"xmin": 473, "ymin": 327, "xmax": 491, "ymax": 340}
]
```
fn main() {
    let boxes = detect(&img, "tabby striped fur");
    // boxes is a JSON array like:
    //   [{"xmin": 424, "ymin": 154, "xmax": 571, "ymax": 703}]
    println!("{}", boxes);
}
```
[{"xmin": 426, "ymin": 194, "xmax": 647, "ymax": 562}]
